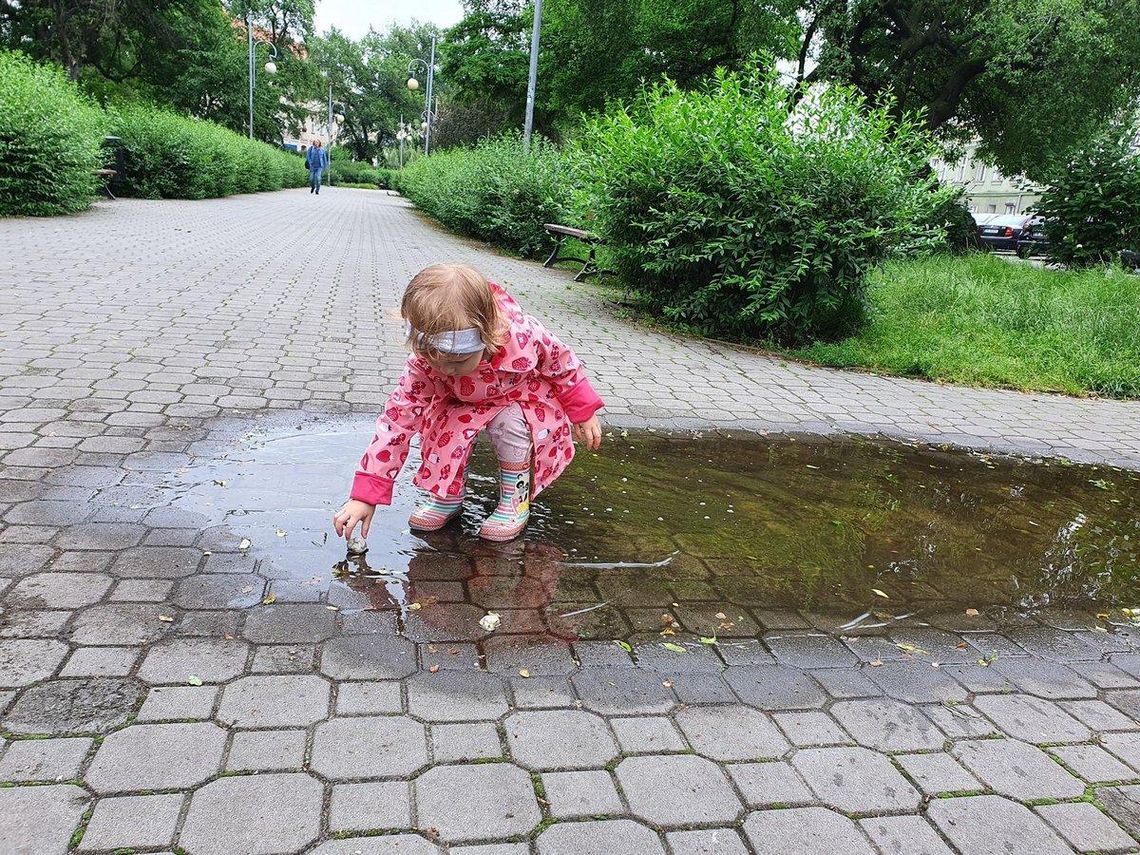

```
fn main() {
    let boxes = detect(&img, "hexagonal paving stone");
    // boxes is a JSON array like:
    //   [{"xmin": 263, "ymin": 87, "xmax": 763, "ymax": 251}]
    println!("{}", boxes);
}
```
[
  {"xmin": 667, "ymin": 828, "xmax": 750, "ymax": 855},
  {"xmin": 743, "ymin": 807, "xmax": 875, "ymax": 855},
  {"xmin": 110, "ymin": 546, "xmax": 202, "ymax": 578},
  {"xmin": 829, "ymin": 698, "xmax": 943, "ymax": 751},
  {"xmin": 505, "ymin": 709, "xmax": 619, "ymax": 770},
  {"xmin": 616, "ymin": 754, "xmax": 743, "ymax": 827},
  {"xmin": 2, "ymin": 677, "xmax": 144, "ymax": 734},
  {"xmin": 862, "ymin": 660, "xmax": 968, "ymax": 703},
  {"xmin": 0, "ymin": 783, "xmax": 90, "ymax": 855},
  {"xmin": 309, "ymin": 837, "xmax": 442, "ymax": 854},
  {"xmin": 68, "ymin": 603, "xmax": 174, "ymax": 645},
  {"xmin": 85, "ymin": 722, "xmax": 226, "ymax": 793},
  {"xmin": 791, "ymin": 747, "xmax": 921, "ymax": 813},
  {"xmin": 320, "ymin": 633, "xmax": 417, "ymax": 680},
  {"xmin": 1035, "ymin": 801, "xmax": 1137, "ymax": 854},
  {"xmin": 675, "ymin": 705, "xmax": 790, "ymax": 761},
  {"xmin": 217, "ymin": 675, "xmax": 330, "ymax": 727},
  {"xmin": 414, "ymin": 763, "xmax": 541, "ymax": 844},
  {"xmin": 571, "ymin": 666, "xmax": 675, "ymax": 714},
  {"xmin": 179, "ymin": 773, "xmax": 323, "ymax": 855},
  {"xmin": 972, "ymin": 694, "xmax": 1091, "ymax": 744},
  {"xmin": 0, "ymin": 639, "xmax": 69, "ymax": 687},
  {"xmin": 172, "ymin": 573, "xmax": 264, "ymax": 610},
  {"xmin": 406, "ymin": 670, "xmax": 509, "ymax": 722},
  {"xmin": 1097, "ymin": 784, "xmax": 1140, "ymax": 837},
  {"xmin": 0, "ymin": 736, "xmax": 91, "ymax": 782},
  {"xmin": 136, "ymin": 637, "xmax": 250, "ymax": 684},
  {"xmin": 7, "ymin": 572, "xmax": 112, "ymax": 609},
  {"xmin": 952, "ymin": 739, "xmax": 1085, "ymax": 801},
  {"xmin": 723, "ymin": 665, "xmax": 828, "ymax": 710},
  {"xmin": 310, "ymin": 716, "xmax": 428, "ymax": 779},
  {"xmin": 858, "ymin": 816, "xmax": 954, "ymax": 855},
  {"xmin": 79, "ymin": 793, "xmax": 183, "ymax": 851},
  {"xmin": 242, "ymin": 603, "xmax": 337, "ymax": 643},
  {"xmin": 927, "ymin": 795, "xmax": 1072, "ymax": 855},
  {"xmin": 536, "ymin": 819, "xmax": 666, "ymax": 855}
]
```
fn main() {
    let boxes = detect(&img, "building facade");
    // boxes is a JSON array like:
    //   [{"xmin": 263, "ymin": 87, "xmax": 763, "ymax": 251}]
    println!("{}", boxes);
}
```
[{"xmin": 932, "ymin": 145, "xmax": 1042, "ymax": 215}]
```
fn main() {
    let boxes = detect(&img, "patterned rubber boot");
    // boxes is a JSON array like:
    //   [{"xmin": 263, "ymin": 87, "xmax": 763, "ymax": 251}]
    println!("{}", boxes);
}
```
[
  {"xmin": 478, "ymin": 460, "xmax": 531, "ymax": 542},
  {"xmin": 409, "ymin": 491, "xmax": 464, "ymax": 532}
]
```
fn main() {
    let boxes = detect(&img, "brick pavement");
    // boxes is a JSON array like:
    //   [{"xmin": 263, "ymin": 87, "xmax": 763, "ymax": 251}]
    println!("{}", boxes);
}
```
[{"xmin": 0, "ymin": 189, "xmax": 1138, "ymax": 854}]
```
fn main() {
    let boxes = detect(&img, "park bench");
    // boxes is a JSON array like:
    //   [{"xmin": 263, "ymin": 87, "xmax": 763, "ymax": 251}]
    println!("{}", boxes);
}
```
[
  {"xmin": 542, "ymin": 223, "xmax": 602, "ymax": 282},
  {"xmin": 95, "ymin": 168, "xmax": 118, "ymax": 199}
]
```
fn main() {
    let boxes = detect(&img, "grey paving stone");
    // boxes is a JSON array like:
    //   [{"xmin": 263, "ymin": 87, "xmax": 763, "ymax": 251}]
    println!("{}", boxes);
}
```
[
  {"xmin": 810, "ymin": 667, "xmax": 883, "ymax": 699},
  {"xmin": 85, "ymin": 721, "xmax": 226, "ymax": 793},
  {"xmin": 829, "ymin": 698, "xmax": 944, "ymax": 751},
  {"xmin": 1059, "ymin": 699, "xmax": 1139, "ymax": 732},
  {"xmin": 485, "ymin": 635, "xmax": 578, "ymax": 675},
  {"xmin": 743, "ymin": 807, "xmax": 876, "ymax": 855},
  {"xmin": 78, "ymin": 793, "xmax": 183, "ymax": 851},
  {"xmin": 922, "ymin": 701, "xmax": 1001, "ymax": 739},
  {"xmin": 453, "ymin": 846, "xmax": 528, "ymax": 855},
  {"xmin": 60, "ymin": 646, "xmax": 139, "ymax": 677},
  {"xmin": 1051, "ymin": 744, "xmax": 1138, "ymax": 783},
  {"xmin": 895, "ymin": 751, "xmax": 983, "ymax": 795},
  {"xmin": 136, "ymin": 637, "xmax": 249, "ymax": 683},
  {"xmin": 505, "ymin": 709, "xmax": 618, "ymax": 770},
  {"xmin": 666, "ymin": 828, "xmax": 749, "ymax": 855},
  {"xmin": 1035, "ymin": 801, "xmax": 1136, "ymax": 853},
  {"xmin": 250, "ymin": 643, "xmax": 315, "ymax": 673},
  {"xmin": 217, "ymin": 674, "xmax": 330, "ymax": 727},
  {"xmin": 952, "ymin": 738, "xmax": 1085, "ymax": 800},
  {"xmin": 863, "ymin": 661, "xmax": 969, "ymax": 703},
  {"xmin": 110, "ymin": 546, "xmax": 202, "ymax": 578},
  {"xmin": 571, "ymin": 666, "xmax": 676, "ymax": 714},
  {"xmin": 3, "ymin": 677, "xmax": 144, "ymax": 734},
  {"xmin": 415, "ymin": 763, "xmax": 541, "ymax": 844},
  {"xmin": 616, "ymin": 754, "xmax": 743, "ymax": 827},
  {"xmin": 7, "ymin": 572, "xmax": 112, "ymax": 608},
  {"xmin": 432, "ymin": 722, "xmax": 502, "ymax": 762},
  {"xmin": 321, "ymin": 633, "xmax": 417, "ymax": 679},
  {"xmin": 56, "ymin": 523, "xmax": 144, "ymax": 551},
  {"xmin": 0, "ymin": 783, "xmax": 90, "ymax": 855},
  {"xmin": 1102, "ymin": 732, "xmax": 1140, "ymax": 772},
  {"xmin": 542, "ymin": 770, "xmax": 624, "ymax": 818},
  {"xmin": 1097, "ymin": 784, "xmax": 1140, "ymax": 837},
  {"xmin": 1107, "ymin": 689, "xmax": 1140, "ymax": 721},
  {"xmin": 772, "ymin": 710, "xmax": 852, "ymax": 746},
  {"xmin": 536, "ymin": 818, "xmax": 666, "ymax": 855},
  {"xmin": 242, "ymin": 603, "xmax": 337, "ymax": 643},
  {"xmin": 172, "ymin": 573, "xmax": 264, "ymax": 609},
  {"xmin": 610, "ymin": 716, "xmax": 688, "ymax": 754},
  {"xmin": 766, "ymin": 633, "xmax": 859, "ymax": 669},
  {"xmin": 68, "ymin": 602, "xmax": 174, "ymax": 645},
  {"xmin": 990, "ymin": 658, "xmax": 1097, "ymax": 700},
  {"xmin": 311, "ymin": 716, "xmax": 428, "ymax": 779},
  {"xmin": 0, "ymin": 638, "xmax": 69, "ymax": 686},
  {"xmin": 926, "ymin": 795, "xmax": 1073, "ymax": 855},
  {"xmin": 1007, "ymin": 626, "xmax": 1102, "ymax": 661},
  {"xmin": 728, "ymin": 761, "xmax": 815, "ymax": 808},
  {"xmin": 407, "ymin": 670, "xmax": 509, "ymax": 721},
  {"xmin": 310, "ymin": 837, "xmax": 442, "ymax": 854},
  {"xmin": 511, "ymin": 673, "xmax": 577, "ymax": 708},
  {"xmin": 0, "ymin": 608, "xmax": 72, "ymax": 639},
  {"xmin": 792, "ymin": 746, "xmax": 921, "ymax": 813},
  {"xmin": 136, "ymin": 684, "xmax": 217, "ymax": 721},
  {"xmin": 675, "ymin": 704, "xmax": 790, "ymax": 761},
  {"xmin": 724, "ymin": 664, "xmax": 828, "ymax": 710},
  {"xmin": 0, "ymin": 737, "xmax": 91, "ymax": 782},
  {"xmin": 227, "ymin": 728, "xmax": 307, "ymax": 772},
  {"xmin": 972, "ymin": 694, "xmax": 1091, "ymax": 744},
  {"xmin": 337, "ymin": 680, "xmax": 403, "ymax": 715},
  {"xmin": 178, "ymin": 772, "xmax": 323, "ymax": 855},
  {"xmin": 857, "ymin": 815, "xmax": 955, "ymax": 855},
  {"xmin": 330, "ymin": 780, "xmax": 412, "ymax": 832}
]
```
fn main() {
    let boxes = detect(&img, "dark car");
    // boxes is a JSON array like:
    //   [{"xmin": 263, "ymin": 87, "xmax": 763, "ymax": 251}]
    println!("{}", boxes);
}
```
[
  {"xmin": 977, "ymin": 214, "xmax": 1033, "ymax": 252},
  {"xmin": 1015, "ymin": 217, "xmax": 1049, "ymax": 258}
]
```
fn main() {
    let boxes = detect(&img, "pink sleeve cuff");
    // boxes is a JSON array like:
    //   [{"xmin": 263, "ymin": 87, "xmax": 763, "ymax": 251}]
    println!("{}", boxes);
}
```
[
  {"xmin": 559, "ymin": 378, "xmax": 604, "ymax": 424},
  {"xmin": 351, "ymin": 472, "xmax": 394, "ymax": 506}
]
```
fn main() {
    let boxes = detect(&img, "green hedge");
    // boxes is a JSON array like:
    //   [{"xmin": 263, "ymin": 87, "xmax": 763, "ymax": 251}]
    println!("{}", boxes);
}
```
[
  {"xmin": 331, "ymin": 158, "xmax": 391, "ymax": 188},
  {"xmin": 109, "ymin": 104, "xmax": 307, "ymax": 199},
  {"xmin": 393, "ymin": 134, "xmax": 573, "ymax": 257},
  {"xmin": 0, "ymin": 51, "xmax": 107, "ymax": 216},
  {"xmin": 574, "ymin": 69, "xmax": 949, "ymax": 345}
]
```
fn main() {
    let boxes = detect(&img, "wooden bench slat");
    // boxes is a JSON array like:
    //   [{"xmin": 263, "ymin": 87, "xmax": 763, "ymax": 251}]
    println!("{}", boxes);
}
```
[{"xmin": 543, "ymin": 223, "xmax": 595, "ymax": 241}]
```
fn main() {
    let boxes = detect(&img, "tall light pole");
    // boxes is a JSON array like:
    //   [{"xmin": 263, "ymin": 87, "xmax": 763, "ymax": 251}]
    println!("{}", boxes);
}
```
[
  {"xmin": 523, "ymin": 0, "xmax": 543, "ymax": 151},
  {"xmin": 246, "ymin": 13, "xmax": 278, "ymax": 140},
  {"xmin": 407, "ymin": 35, "xmax": 437, "ymax": 155},
  {"xmin": 325, "ymin": 82, "xmax": 344, "ymax": 186}
]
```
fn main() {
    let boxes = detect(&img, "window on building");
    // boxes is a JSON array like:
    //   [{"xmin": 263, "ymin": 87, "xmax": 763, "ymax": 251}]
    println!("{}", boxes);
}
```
[
  {"xmin": 1005, "ymin": 203, "xmax": 1016, "ymax": 213},
  {"xmin": 986, "ymin": 204, "xmax": 997, "ymax": 213},
  {"xmin": 991, "ymin": 169, "xmax": 1003, "ymax": 185},
  {"xmin": 956, "ymin": 161, "xmax": 966, "ymax": 181},
  {"xmin": 975, "ymin": 163, "xmax": 986, "ymax": 183}
]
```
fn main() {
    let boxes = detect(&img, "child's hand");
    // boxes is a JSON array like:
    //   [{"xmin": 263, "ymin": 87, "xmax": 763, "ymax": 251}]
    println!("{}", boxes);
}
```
[
  {"xmin": 573, "ymin": 415, "xmax": 603, "ymax": 450},
  {"xmin": 333, "ymin": 500, "xmax": 376, "ymax": 542}
]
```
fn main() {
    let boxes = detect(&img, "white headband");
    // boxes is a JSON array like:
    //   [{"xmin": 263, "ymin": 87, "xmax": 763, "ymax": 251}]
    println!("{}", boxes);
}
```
[{"xmin": 406, "ymin": 322, "xmax": 486, "ymax": 355}]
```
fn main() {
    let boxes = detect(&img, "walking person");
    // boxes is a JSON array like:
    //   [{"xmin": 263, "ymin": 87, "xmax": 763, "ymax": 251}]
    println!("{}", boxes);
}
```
[{"xmin": 306, "ymin": 140, "xmax": 328, "ymax": 194}]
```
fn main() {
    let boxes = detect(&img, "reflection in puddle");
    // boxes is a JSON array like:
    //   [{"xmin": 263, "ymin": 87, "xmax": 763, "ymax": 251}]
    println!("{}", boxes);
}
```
[{"xmin": 166, "ymin": 420, "xmax": 1140, "ymax": 641}]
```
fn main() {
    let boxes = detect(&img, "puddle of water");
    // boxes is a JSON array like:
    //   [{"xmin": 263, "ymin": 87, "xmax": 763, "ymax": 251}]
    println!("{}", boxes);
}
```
[{"xmin": 167, "ymin": 421, "xmax": 1139, "ymax": 640}]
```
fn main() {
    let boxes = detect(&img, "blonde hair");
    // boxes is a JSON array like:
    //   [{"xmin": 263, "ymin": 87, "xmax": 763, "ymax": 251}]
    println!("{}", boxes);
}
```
[{"xmin": 402, "ymin": 263, "xmax": 507, "ymax": 359}]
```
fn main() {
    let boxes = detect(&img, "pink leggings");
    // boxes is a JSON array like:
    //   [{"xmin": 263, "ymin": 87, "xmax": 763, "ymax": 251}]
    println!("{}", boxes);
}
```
[{"xmin": 486, "ymin": 404, "xmax": 531, "ymax": 465}]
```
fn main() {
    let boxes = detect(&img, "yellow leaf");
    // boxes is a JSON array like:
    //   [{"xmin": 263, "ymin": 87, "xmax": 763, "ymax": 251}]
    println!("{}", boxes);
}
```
[
  {"xmin": 262, "ymin": 593, "xmax": 277, "ymax": 605},
  {"xmin": 661, "ymin": 642, "xmax": 687, "ymax": 653},
  {"xmin": 965, "ymin": 608, "xmax": 979, "ymax": 616},
  {"xmin": 872, "ymin": 589, "xmax": 890, "ymax": 599},
  {"xmin": 519, "ymin": 669, "xmax": 531, "ymax": 678},
  {"xmin": 158, "ymin": 614, "xmax": 175, "ymax": 622}
]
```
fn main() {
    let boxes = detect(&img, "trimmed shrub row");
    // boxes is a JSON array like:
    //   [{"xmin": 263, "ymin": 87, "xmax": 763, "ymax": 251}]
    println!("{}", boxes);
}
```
[
  {"xmin": 330, "ymin": 159, "xmax": 392, "ymax": 189},
  {"xmin": 0, "ymin": 51, "xmax": 107, "ymax": 216}
]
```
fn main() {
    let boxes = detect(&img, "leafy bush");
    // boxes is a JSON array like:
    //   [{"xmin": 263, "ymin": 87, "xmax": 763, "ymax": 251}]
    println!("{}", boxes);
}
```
[
  {"xmin": 109, "ymin": 104, "xmax": 307, "ymax": 199},
  {"xmin": 574, "ymin": 68, "xmax": 949, "ymax": 345},
  {"xmin": 922, "ymin": 187, "xmax": 980, "ymax": 254},
  {"xmin": 394, "ymin": 134, "xmax": 574, "ymax": 256},
  {"xmin": 0, "ymin": 50, "xmax": 107, "ymax": 216},
  {"xmin": 1033, "ymin": 123, "xmax": 1140, "ymax": 268},
  {"xmin": 331, "ymin": 158, "xmax": 391, "ymax": 188}
]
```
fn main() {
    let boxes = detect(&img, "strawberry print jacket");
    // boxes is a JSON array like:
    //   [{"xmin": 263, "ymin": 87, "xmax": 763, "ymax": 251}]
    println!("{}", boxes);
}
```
[{"xmin": 351, "ymin": 284, "xmax": 604, "ymax": 506}]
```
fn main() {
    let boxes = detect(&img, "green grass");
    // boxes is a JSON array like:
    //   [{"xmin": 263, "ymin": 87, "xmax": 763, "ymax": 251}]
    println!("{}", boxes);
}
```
[{"xmin": 792, "ymin": 253, "xmax": 1140, "ymax": 399}]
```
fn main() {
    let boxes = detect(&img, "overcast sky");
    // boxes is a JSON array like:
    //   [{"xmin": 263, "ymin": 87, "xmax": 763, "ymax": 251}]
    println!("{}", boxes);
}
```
[{"xmin": 314, "ymin": 0, "xmax": 466, "ymax": 38}]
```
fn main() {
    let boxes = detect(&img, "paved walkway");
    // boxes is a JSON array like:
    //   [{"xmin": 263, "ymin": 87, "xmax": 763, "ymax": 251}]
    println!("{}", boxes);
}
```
[{"xmin": 0, "ymin": 190, "xmax": 1137, "ymax": 855}]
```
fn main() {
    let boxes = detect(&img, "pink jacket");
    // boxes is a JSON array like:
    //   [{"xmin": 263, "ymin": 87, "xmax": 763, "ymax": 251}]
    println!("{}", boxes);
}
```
[{"xmin": 351, "ymin": 284, "xmax": 604, "ymax": 505}]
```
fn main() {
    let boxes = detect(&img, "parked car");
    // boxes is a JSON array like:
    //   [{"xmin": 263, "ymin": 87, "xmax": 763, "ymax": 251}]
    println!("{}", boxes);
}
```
[
  {"xmin": 977, "ymin": 214, "xmax": 1034, "ymax": 252},
  {"xmin": 1122, "ymin": 249, "xmax": 1140, "ymax": 272},
  {"xmin": 1015, "ymin": 217, "xmax": 1049, "ymax": 258}
]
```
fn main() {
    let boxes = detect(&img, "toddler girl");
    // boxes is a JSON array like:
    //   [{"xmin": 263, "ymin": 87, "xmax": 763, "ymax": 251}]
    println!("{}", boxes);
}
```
[{"xmin": 333, "ymin": 263, "xmax": 604, "ymax": 543}]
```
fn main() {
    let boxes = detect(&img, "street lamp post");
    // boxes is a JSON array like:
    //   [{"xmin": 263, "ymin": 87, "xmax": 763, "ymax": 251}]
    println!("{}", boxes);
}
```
[
  {"xmin": 406, "ymin": 35, "xmax": 437, "ymax": 155},
  {"xmin": 246, "ymin": 13, "xmax": 279, "ymax": 140},
  {"xmin": 325, "ymin": 82, "xmax": 345, "ymax": 186},
  {"xmin": 523, "ymin": 0, "xmax": 543, "ymax": 151}
]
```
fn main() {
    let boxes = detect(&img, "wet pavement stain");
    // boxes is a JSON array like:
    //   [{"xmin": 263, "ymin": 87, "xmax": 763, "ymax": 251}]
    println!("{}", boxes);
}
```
[{"xmin": 152, "ymin": 418, "xmax": 1140, "ymax": 645}]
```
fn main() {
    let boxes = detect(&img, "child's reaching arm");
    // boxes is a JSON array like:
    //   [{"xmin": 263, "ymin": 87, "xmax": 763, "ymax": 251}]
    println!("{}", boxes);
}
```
[
  {"xmin": 532, "ymin": 324, "xmax": 605, "ymax": 449},
  {"xmin": 334, "ymin": 356, "xmax": 440, "ymax": 540}
]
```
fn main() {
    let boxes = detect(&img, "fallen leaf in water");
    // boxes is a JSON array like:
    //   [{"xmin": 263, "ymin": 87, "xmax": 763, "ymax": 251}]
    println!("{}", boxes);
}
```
[
  {"xmin": 241, "ymin": 585, "xmax": 253, "ymax": 594},
  {"xmin": 408, "ymin": 602, "xmax": 422, "ymax": 611},
  {"xmin": 428, "ymin": 644, "xmax": 437, "ymax": 653},
  {"xmin": 616, "ymin": 640, "xmax": 633, "ymax": 653},
  {"xmin": 715, "ymin": 612, "xmax": 727, "ymax": 620},
  {"xmin": 479, "ymin": 612, "xmax": 501, "ymax": 632},
  {"xmin": 275, "ymin": 529, "xmax": 287, "ymax": 538},
  {"xmin": 956, "ymin": 642, "xmax": 969, "ymax": 650},
  {"xmin": 659, "ymin": 627, "xmax": 676, "ymax": 636},
  {"xmin": 325, "ymin": 605, "xmax": 339, "ymax": 611},
  {"xmin": 429, "ymin": 665, "xmax": 440, "ymax": 673},
  {"xmin": 519, "ymin": 669, "xmax": 531, "ymax": 678},
  {"xmin": 239, "ymin": 538, "xmax": 252, "ymax": 550},
  {"xmin": 699, "ymin": 636, "xmax": 717, "ymax": 645},
  {"xmin": 262, "ymin": 593, "xmax": 277, "ymax": 605},
  {"xmin": 660, "ymin": 613, "xmax": 675, "ymax": 625},
  {"xmin": 661, "ymin": 642, "xmax": 687, "ymax": 653},
  {"xmin": 872, "ymin": 589, "xmax": 890, "ymax": 599},
  {"xmin": 188, "ymin": 675, "xmax": 203, "ymax": 686},
  {"xmin": 870, "ymin": 658, "xmax": 884, "ymax": 667},
  {"xmin": 662, "ymin": 679, "xmax": 674, "ymax": 688},
  {"xmin": 965, "ymin": 608, "xmax": 979, "ymax": 616},
  {"xmin": 158, "ymin": 614, "xmax": 175, "ymax": 623},
  {"xmin": 895, "ymin": 642, "xmax": 927, "ymax": 655}
]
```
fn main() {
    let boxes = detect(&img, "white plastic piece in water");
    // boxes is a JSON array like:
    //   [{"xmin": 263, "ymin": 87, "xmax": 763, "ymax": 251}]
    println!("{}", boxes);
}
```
[
  {"xmin": 347, "ymin": 536, "xmax": 368, "ymax": 555},
  {"xmin": 479, "ymin": 612, "xmax": 501, "ymax": 632}
]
